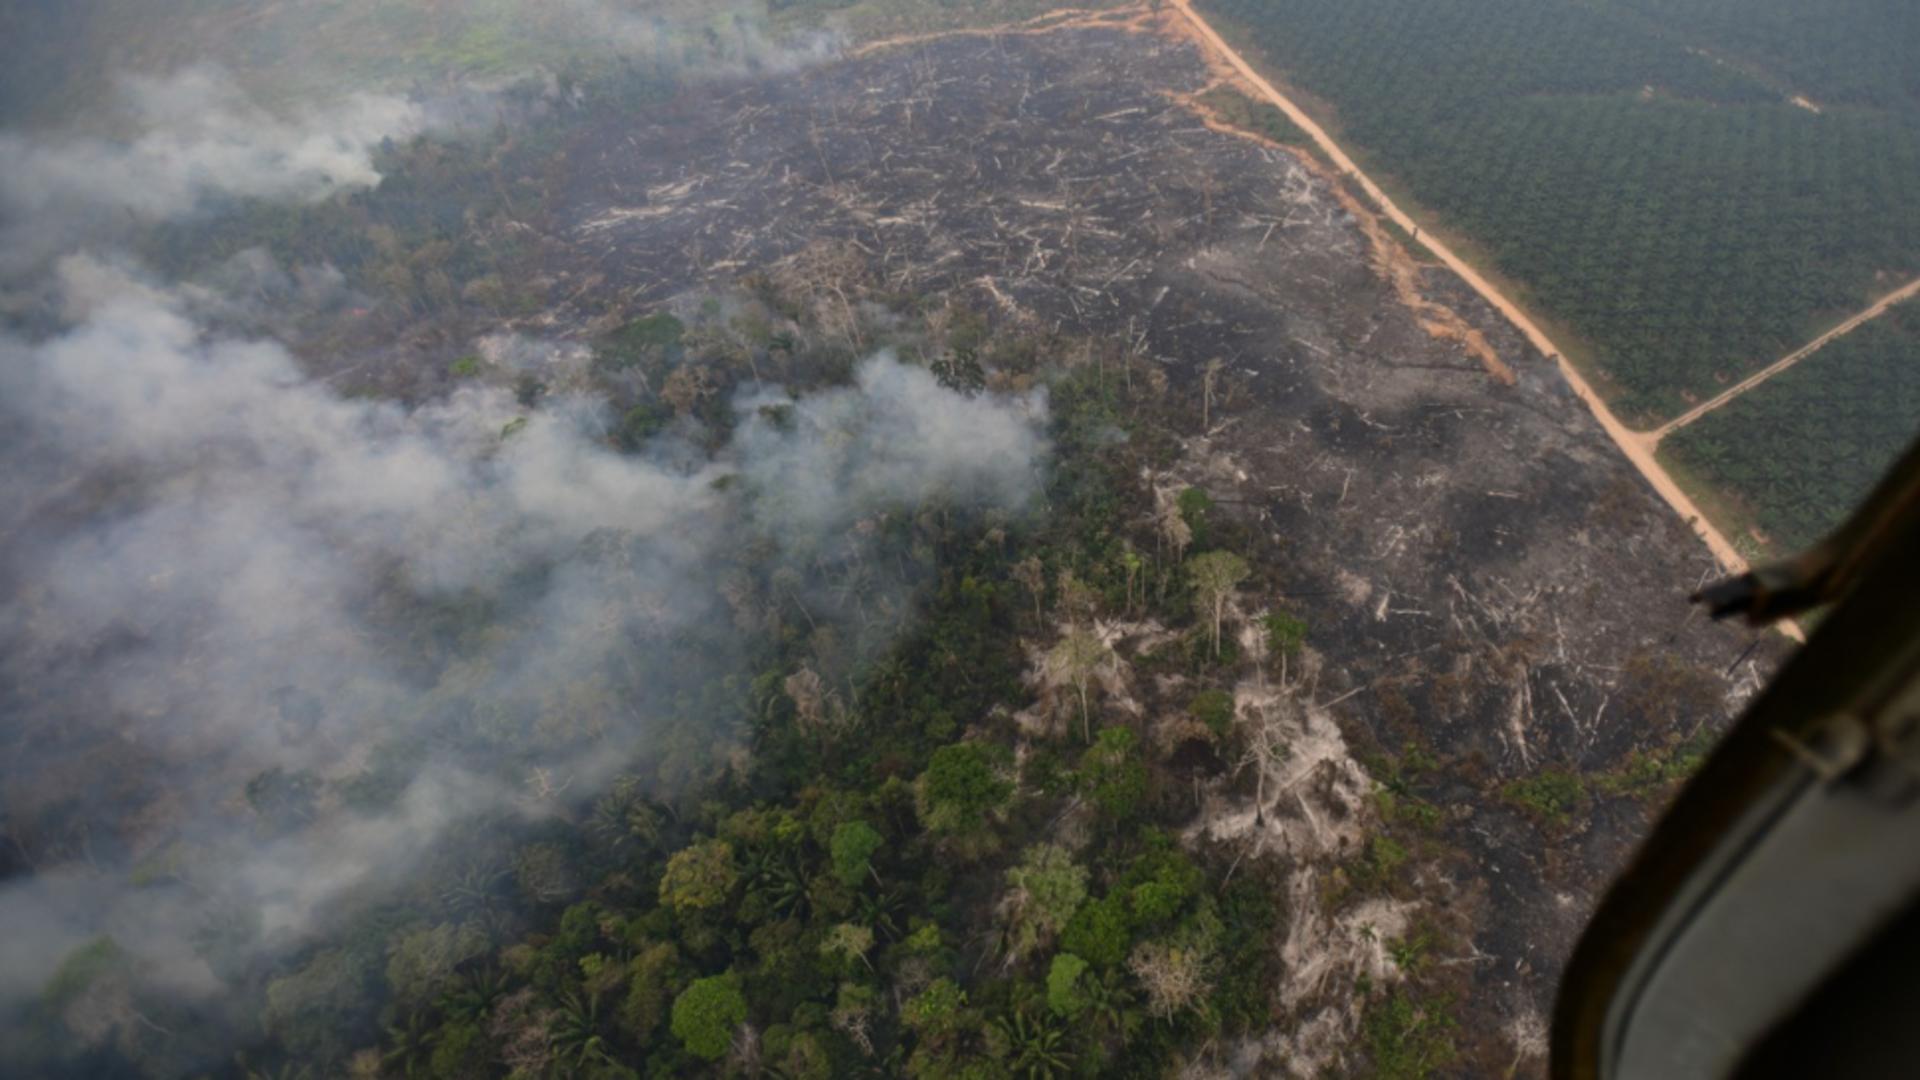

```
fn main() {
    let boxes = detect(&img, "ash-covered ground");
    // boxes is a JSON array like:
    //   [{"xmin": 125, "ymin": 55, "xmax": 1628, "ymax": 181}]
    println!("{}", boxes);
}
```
[{"xmin": 407, "ymin": 17, "xmax": 1776, "ymax": 1074}]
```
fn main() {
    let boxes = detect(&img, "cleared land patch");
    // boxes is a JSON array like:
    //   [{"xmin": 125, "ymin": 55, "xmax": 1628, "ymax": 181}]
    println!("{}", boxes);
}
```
[{"xmin": 541, "ymin": 23, "xmax": 1773, "ymax": 1069}]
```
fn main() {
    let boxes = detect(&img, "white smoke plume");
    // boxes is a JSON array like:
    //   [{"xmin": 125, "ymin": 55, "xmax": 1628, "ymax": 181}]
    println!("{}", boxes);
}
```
[
  {"xmin": 0, "ymin": 3, "xmax": 843, "ymax": 281},
  {"xmin": 0, "ymin": 260, "xmax": 1049, "ymax": 1013},
  {"xmin": 0, "ymin": 67, "xmax": 425, "ymax": 222},
  {"xmin": 0, "ymin": 5, "xmax": 872, "ymax": 1061},
  {"xmin": 736, "ymin": 358, "xmax": 1051, "ymax": 538},
  {"xmin": 0, "ymin": 69, "xmax": 437, "ymax": 280}
]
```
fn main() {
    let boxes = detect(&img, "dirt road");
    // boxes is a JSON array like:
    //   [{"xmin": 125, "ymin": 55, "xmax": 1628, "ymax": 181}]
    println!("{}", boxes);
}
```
[
  {"xmin": 1164, "ymin": 0, "xmax": 1755, "ymax": 580},
  {"xmin": 1651, "ymin": 274, "xmax": 1920, "ymax": 440}
]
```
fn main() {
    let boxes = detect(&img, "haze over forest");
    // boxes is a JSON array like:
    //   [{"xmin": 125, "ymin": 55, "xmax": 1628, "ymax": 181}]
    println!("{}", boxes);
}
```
[{"xmin": 0, "ymin": 1, "xmax": 1899, "ymax": 1078}]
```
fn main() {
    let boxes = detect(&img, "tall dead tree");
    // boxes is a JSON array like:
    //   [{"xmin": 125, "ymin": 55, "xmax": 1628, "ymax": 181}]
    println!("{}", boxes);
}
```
[
  {"xmin": 1201, "ymin": 357, "xmax": 1226, "ymax": 428},
  {"xmin": 1188, "ymin": 550, "xmax": 1249, "ymax": 658},
  {"xmin": 1048, "ymin": 624, "xmax": 1114, "ymax": 743}
]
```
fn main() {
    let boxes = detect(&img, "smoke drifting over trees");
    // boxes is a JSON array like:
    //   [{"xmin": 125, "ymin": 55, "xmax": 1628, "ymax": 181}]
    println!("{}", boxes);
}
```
[
  {"xmin": 0, "ymin": 11, "xmax": 1039, "ymax": 1064},
  {"xmin": 0, "ymin": 257, "xmax": 1047, "ymax": 1005},
  {"xmin": 0, "ymin": 69, "xmax": 426, "ymax": 221},
  {"xmin": 0, "ymin": 70, "xmax": 426, "ymax": 278},
  {"xmin": 0, "ymin": 1, "xmax": 843, "ymax": 278}
]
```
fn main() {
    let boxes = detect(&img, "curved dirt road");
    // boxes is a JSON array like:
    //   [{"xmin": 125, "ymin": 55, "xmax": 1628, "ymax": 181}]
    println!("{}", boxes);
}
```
[{"xmin": 1165, "ymin": 0, "xmax": 1754, "ymax": 579}]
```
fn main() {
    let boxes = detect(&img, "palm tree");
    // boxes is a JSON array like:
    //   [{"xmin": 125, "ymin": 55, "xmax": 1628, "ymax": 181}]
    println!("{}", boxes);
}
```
[
  {"xmin": 439, "ymin": 862, "xmax": 508, "ymax": 924},
  {"xmin": 590, "ymin": 778, "xmax": 665, "ymax": 856},
  {"xmin": 380, "ymin": 1013, "xmax": 435, "ymax": 1079},
  {"xmin": 549, "ymin": 990, "xmax": 614, "ymax": 1071},
  {"xmin": 745, "ymin": 846, "xmax": 811, "ymax": 921},
  {"xmin": 855, "ymin": 886, "xmax": 906, "ymax": 942},
  {"xmin": 1082, "ymin": 967, "xmax": 1142, "ymax": 1044},
  {"xmin": 993, "ymin": 1008, "xmax": 1075, "ymax": 1079},
  {"xmin": 437, "ymin": 965, "xmax": 509, "ymax": 1024},
  {"xmin": 860, "ymin": 655, "xmax": 910, "ymax": 707}
]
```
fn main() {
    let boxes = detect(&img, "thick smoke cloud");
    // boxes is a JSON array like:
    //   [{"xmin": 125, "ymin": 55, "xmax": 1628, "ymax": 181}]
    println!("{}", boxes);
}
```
[
  {"xmin": 0, "ymin": 68, "xmax": 424, "ymax": 221},
  {"xmin": 0, "ymin": 70, "xmax": 429, "ymax": 278},
  {"xmin": 0, "ymin": 5, "xmax": 875, "ymax": 1056},
  {"xmin": 736, "ymin": 360, "xmax": 1051, "ymax": 538},
  {"xmin": 0, "ymin": 260, "xmax": 1048, "ymax": 1012}
]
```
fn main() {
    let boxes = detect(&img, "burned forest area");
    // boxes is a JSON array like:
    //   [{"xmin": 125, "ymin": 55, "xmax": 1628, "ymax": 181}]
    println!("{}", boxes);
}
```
[
  {"xmin": 0, "ymin": 10, "xmax": 1787, "ymax": 1080},
  {"xmin": 544, "ymin": 23, "xmax": 1774, "ymax": 1067}
]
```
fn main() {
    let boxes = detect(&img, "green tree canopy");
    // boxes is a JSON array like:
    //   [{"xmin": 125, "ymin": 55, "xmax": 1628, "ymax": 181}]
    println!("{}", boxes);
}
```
[
  {"xmin": 1046, "ymin": 953, "xmax": 1090, "ymax": 1017},
  {"xmin": 902, "ymin": 977, "xmax": 968, "ymax": 1038},
  {"xmin": 658, "ymin": 838, "xmax": 737, "ymax": 914},
  {"xmin": 1176, "ymin": 486, "xmax": 1213, "ymax": 537},
  {"xmin": 1062, "ymin": 892, "xmax": 1133, "ymax": 969},
  {"xmin": 619, "ymin": 941, "xmax": 681, "ymax": 1041},
  {"xmin": 1189, "ymin": 688, "xmax": 1235, "ymax": 736},
  {"xmin": 670, "ymin": 973, "xmax": 748, "ymax": 1061},
  {"xmin": 1006, "ymin": 843, "xmax": 1089, "ymax": 957},
  {"xmin": 1080, "ymin": 726, "xmax": 1149, "ymax": 820},
  {"xmin": 829, "ymin": 820, "xmax": 883, "ymax": 888},
  {"xmin": 916, "ymin": 742, "xmax": 1012, "ymax": 839}
]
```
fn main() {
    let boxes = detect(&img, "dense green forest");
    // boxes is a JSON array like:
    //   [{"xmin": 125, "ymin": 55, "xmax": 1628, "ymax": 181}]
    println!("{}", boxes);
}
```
[
  {"xmin": 1198, "ymin": 0, "xmax": 1920, "ymax": 424},
  {"xmin": 1662, "ymin": 301, "xmax": 1920, "ymax": 553}
]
